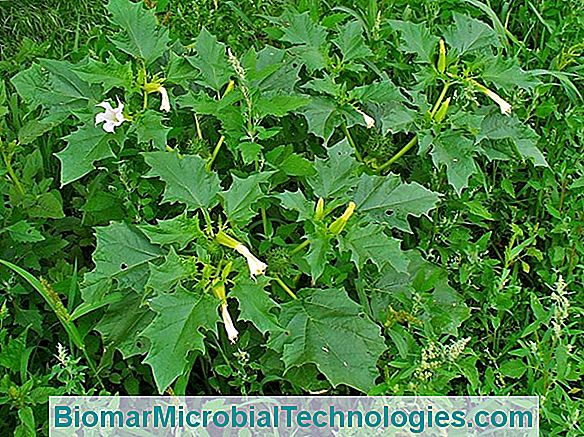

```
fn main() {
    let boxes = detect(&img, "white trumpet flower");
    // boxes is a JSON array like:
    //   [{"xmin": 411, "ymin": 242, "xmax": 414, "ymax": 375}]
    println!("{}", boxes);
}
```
[
  {"xmin": 221, "ymin": 302, "xmax": 239, "ymax": 344},
  {"xmin": 158, "ymin": 85, "xmax": 171, "ymax": 112},
  {"xmin": 484, "ymin": 88, "xmax": 512, "ymax": 115},
  {"xmin": 95, "ymin": 99, "xmax": 128, "ymax": 133},
  {"xmin": 234, "ymin": 244, "xmax": 268, "ymax": 279},
  {"xmin": 355, "ymin": 107, "xmax": 375, "ymax": 128}
]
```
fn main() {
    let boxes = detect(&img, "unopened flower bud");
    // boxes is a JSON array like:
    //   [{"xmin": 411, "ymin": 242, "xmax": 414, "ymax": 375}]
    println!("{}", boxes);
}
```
[
  {"xmin": 434, "ymin": 97, "xmax": 450, "ymax": 123},
  {"xmin": 437, "ymin": 39, "xmax": 446, "ymax": 74},
  {"xmin": 329, "ymin": 202, "xmax": 356, "ymax": 235},
  {"xmin": 314, "ymin": 198, "xmax": 325, "ymax": 220}
]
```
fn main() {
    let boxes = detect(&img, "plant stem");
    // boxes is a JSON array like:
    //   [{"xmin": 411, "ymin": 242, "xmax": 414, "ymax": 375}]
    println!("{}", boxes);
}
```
[
  {"xmin": 206, "ymin": 135, "xmax": 225, "ymax": 171},
  {"xmin": 274, "ymin": 275, "xmax": 298, "ymax": 300},
  {"xmin": 430, "ymin": 82, "xmax": 451, "ymax": 118},
  {"xmin": 2, "ymin": 149, "xmax": 25, "ymax": 196},
  {"xmin": 290, "ymin": 239, "xmax": 310, "ymax": 255},
  {"xmin": 194, "ymin": 114, "xmax": 203, "ymax": 140},
  {"xmin": 376, "ymin": 81, "xmax": 450, "ymax": 172},
  {"xmin": 376, "ymin": 135, "xmax": 418, "ymax": 172},
  {"xmin": 341, "ymin": 123, "xmax": 362, "ymax": 161},
  {"xmin": 261, "ymin": 207, "xmax": 269, "ymax": 236}
]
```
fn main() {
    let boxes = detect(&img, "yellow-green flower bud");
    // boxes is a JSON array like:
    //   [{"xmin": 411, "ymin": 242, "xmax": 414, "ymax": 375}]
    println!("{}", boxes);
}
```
[
  {"xmin": 221, "ymin": 261, "xmax": 233, "ymax": 281},
  {"xmin": 437, "ymin": 39, "xmax": 446, "ymax": 74},
  {"xmin": 329, "ymin": 202, "xmax": 356, "ymax": 235},
  {"xmin": 224, "ymin": 80, "xmax": 235, "ymax": 96},
  {"xmin": 216, "ymin": 230, "xmax": 241, "ymax": 249},
  {"xmin": 314, "ymin": 197, "xmax": 325, "ymax": 220},
  {"xmin": 212, "ymin": 281, "xmax": 226, "ymax": 302},
  {"xmin": 434, "ymin": 97, "xmax": 450, "ymax": 123}
]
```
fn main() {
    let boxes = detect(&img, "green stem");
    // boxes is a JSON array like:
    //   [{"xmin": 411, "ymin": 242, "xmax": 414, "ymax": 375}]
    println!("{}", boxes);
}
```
[
  {"xmin": 261, "ymin": 207, "xmax": 269, "ymax": 236},
  {"xmin": 2, "ymin": 149, "xmax": 25, "ymax": 196},
  {"xmin": 341, "ymin": 124, "xmax": 362, "ymax": 161},
  {"xmin": 274, "ymin": 275, "xmax": 298, "ymax": 300},
  {"xmin": 290, "ymin": 239, "xmax": 310, "ymax": 255},
  {"xmin": 430, "ymin": 82, "xmax": 451, "ymax": 118},
  {"xmin": 206, "ymin": 135, "xmax": 225, "ymax": 171},
  {"xmin": 376, "ymin": 135, "xmax": 418, "ymax": 171}
]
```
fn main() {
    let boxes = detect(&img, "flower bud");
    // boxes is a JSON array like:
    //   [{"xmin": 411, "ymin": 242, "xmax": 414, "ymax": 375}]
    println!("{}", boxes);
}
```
[
  {"xmin": 434, "ymin": 97, "xmax": 450, "ymax": 123},
  {"xmin": 329, "ymin": 202, "xmax": 356, "ymax": 235},
  {"xmin": 437, "ymin": 39, "xmax": 446, "ymax": 74},
  {"xmin": 314, "ymin": 197, "xmax": 325, "ymax": 220}
]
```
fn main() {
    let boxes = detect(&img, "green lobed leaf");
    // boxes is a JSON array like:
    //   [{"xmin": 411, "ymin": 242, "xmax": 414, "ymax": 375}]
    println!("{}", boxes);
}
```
[
  {"xmin": 353, "ymin": 173, "xmax": 440, "ymax": 231},
  {"xmin": 280, "ymin": 12, "xmax": 329, "ymax": 71},
  {"xmin": 142, "ymin": 151, "xmax": 222, "ymax": 211},
  {"xmin": 270, "ymin": 288, "xmax": 385, "ymax": 392},
  {"xmin": 142, "ymin": 286, "xmax": 219, "ymax": 392},
  {"xmin": 220, "ymin": 172, "xmax": 273, "ymax": 227},
  {"xmin": 138, "ymin": 213, "xmax": 202, "ymax": 250},
  {"xmin": 146, "ymin": 247, "xmax": 195, "ymax": 293},
  {"xmin": 107, "ymin": 0, "xmax": 169, "ymax": 64},
  {"xmin": 299, "ymin": 96, "xmax": 339, "ymax": 142},
  {"xmin": 276, "ymin": 190, "xmax": 314, "ymax": 221},
  {"xmin": 231, "ymin": 276, "xmax": 281, "ymax": 335},
  {"xmin": 73, "ymin": 56, "xmax": 133, "ymax": 93},
  {"xmin": 339, "ymin": 222, "xmax": 409, "ymax": 273},
  {"xmin": 83, "ymin": 222, "xmax": 163, "ymax": 294},
  {"xmin": 389, "ymin": 20, "xmax": 439, "ymax": 63},
  {"xmin": 187, "ymin": 27, "xmax": 231, "ymax": 91},
  {"xmin": 333, "ymin": 21, "xmax": 372, "ymax": 63},
  {"xmin": 134, "ymin": 110, "xmax": 170, "ymax": 150},
  {"xmin": 431, "ymin": 131, "xmax": 478, "ymax": 195},
  {"xmin": 477, "ymin": 113, "xmax": 547, "ymax": 166},
  {"xmin": 307, "ymin": 139, "xmax": 359, "ymax": 198},
  {"xmin": 94, "ymin": 291, "xmax": 154, "ymax": 359},
  {"xmin": 304, "ymin": 232, "xmax": 332, "ymax": 281},
  {"xmin": 55, "ymin": 123, "xmax": 121, "ymax": 186},
  {"xmin": 481, "ymin": 57, "xmax": 540, "ymax": 91},
  {"xmin": 444, "ymin": 13, "xmax": 500, "ymax": 55},
  {"xmin": 255, "ymin": 94, "xmax": 310, "ymax": 118}
]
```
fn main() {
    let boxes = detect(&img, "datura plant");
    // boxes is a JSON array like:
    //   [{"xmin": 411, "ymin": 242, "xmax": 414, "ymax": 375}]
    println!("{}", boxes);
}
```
[{"xmin": 8, "ymin": 0, "xmax": 547, "ymax": 394}]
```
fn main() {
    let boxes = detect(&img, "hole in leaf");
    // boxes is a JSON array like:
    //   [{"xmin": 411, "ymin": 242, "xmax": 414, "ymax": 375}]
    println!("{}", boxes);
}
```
[{"xmin": 120, "ymin": 263, "xmax": 128, "ymax": 270}]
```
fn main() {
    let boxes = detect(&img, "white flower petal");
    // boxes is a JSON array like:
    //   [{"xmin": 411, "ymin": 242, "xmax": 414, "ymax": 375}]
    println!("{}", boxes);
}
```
[
  {"xmin": 234, "ymin": 244, "xmax": 267, "ymax": 278},
  {"xmin": 159, "ymin": 86, "xmax": 171, "ymax": 112},
  {"xmin": 95, "ymin": 99, "xmax": 128, "ymax": 133},
  {"xmin": 356, "ymin": 108, "xmax": 375, "ymax": 128},
  {"xmin": 96, "ymin": 101, "xmax": 114, "ymax": 112},
  {"xmin": 102, "ymin": 121, "xmax": 117, "ymax": 133},
  {"xmin": 485, "ymin": 89, "xmax": 512, "ymax": 115},
  {"xmin": 221, "ymin": 303, "xmax": 239, "ymax": 344}
]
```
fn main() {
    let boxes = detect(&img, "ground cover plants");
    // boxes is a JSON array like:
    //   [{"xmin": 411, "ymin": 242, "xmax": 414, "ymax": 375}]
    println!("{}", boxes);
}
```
[{"xmin": 0, "ymin": 0, "xmax": 582, "ymax": 435}]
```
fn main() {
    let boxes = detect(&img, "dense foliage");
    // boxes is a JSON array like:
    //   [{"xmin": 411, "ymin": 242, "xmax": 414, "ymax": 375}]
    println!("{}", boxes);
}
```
[{"xmin": 0, "ymin": 0, "xmax": 582, "ymax": 435}]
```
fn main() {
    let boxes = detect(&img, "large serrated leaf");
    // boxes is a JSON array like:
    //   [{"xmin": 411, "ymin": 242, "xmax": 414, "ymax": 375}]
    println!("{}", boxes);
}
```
[
  {"xmin": 307, "ymin": 139, "xmax": 359, "ymax": 198},
  {"xmin": 107, "ymin": 0, "xmax": 169, "ymax": 64},
  {"xmin": 339, "ymin": 222, "xmax": 409, "ymax": 273},
  {"xmin": 55, "ymin": 123, "xmax": 122, "ymax": 186},
  {"xmin": 231, "ymin": 276, "xmax": 281, "ymax": 335},
  {"xmin": 187, "ymin": 27, "xmax": 231, "ymax": 92},
  {"xmin": 84, "ymin": 222, "xmax": 163, "ymax": 294},
  {"xmin": 353, "ymin": 174, "xmax": 440, "ymax": 231},
  {"xmin": 431, "ymin": 131, "xmax": 478, "ymax": 195},
  {"xmin": 220, "ymin": 172, "xmax": 273, "ymax": 227},
  {"xmin": 142, "ymin": 151, "xmax": 221, "ymax": 211},
  {"xmin": 444, "ymin": 13, "xmax": 500, "ymax": 55},
  {"xmin": 141, "ymin": 286, "xmax": 219, "ymax": 392},
  {"xmin": 270, "ymin": 288, "xmax": 385, "ymax": 392},
  {"xmin": 389, "ymin": 20, "xmax": 438, "ymax": 63},
  {"xmin": 95, "ymin": 291, "xmax": 154, "ymax": 359}
]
